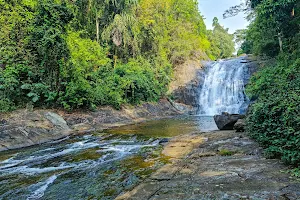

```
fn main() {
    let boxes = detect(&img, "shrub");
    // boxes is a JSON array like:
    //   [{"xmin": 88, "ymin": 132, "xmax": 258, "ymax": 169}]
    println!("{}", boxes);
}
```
[
  {"xmin": 59, "ymin": 32, "xmax": 166, "ymax": 110},
  {"xmin": 218, "ymin": 149, "xmax": 235, "ymax": 156},
  {"xmin": 0, "ymin": 64, "xmax": 55, "ymax": 107},
  {"xmin": 246, "ymin": 57, "xmax": 300, "ymax": 166},
  {"xmin": 114, "ymin": 58, "xmax": 163, "ymax": 104},
  {"xmin": 0, "ymin": 98, "xmax": 15, "ymax": 113}
]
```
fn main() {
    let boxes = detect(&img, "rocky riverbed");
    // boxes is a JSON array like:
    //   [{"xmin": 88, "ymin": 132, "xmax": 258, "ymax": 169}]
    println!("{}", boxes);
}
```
[
  {"xmin": 0, "ymin": 99, "xmax": 193, "ymax": 151},
  {"xmin": 1, "ymin": 114, "xmax": 299, "ymax": 200},
  {"xmin": 0, "ymin": 116, "xmax": 216, "ymax": 199},
  {"xmin": 117, "ymin": 130, "xmax": 300, "ymax": 200}
]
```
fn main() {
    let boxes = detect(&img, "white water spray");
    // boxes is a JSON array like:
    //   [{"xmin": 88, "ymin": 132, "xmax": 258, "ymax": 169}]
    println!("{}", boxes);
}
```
[{"xmin": 199, "ymin": 58, "xmax": 249, "ymax": 115}]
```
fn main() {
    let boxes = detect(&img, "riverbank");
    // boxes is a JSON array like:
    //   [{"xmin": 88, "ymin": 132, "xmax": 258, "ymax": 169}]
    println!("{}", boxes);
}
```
[
  {"xmin": 117, "ymin": 130, "xmax": 300, "ymax": 199},
  {"xmin": 0, "ymin": 99, "xmax": 191, "ymax": 151}
]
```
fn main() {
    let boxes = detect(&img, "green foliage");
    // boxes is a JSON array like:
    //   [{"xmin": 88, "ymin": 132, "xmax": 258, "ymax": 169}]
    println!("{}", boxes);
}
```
[
  {"xmin": 114, "ymin": 58, "xmax": 164, "ymax": 104},
  {"xmin": 0, "ymin": 0, "xmax": 234, "ymax": 112},
  {"xmin": 239, "ymin": 40, "xmax": 253, "ymax": 55},
  {"xmin": 0, "ymin": 64, "xmax": 54, "ymax": 108},
  {"xmin": 246, "ymin": 57, "xmax": 300, "ymax": 166},
  {"xmin": 58, "ymin": 32, "xmax": 164, "ymax": 110},
  {"xmin": 228, "ymin": 0, "xmax": 300, "ymax": 173},
  {"xmin": 218, "ymin": 149, "xmax": 235, "ymax": 156},
  {"xmin": 240, "ymin": 0, "xmax": 299, "ymax": 56},
  {"xmin": 137, "ymin": 0, "xmax": 211, "ymax": 65},
  {"xmin": 289, "ymin": 168, "xmax": 300, "ymax": 178},
  {"xmin": 29, "ymin": 0, "xmax": 73, "ymax": 90},
  {"xmin": 0, "ymin": 98, "xmax": 15, "ymax": 113},
  {"xmin": 207, "ymin": 17, "xmax": 235, "ymax": 59},
  {"xmin": 59, "ymin": 31, "xmax": 111, "ymax": 109},
  {"xmin": 243, "ymin": 0, "xmax": 300, "ymax": 168},
  {"xmin": 0, "ymin": 0, "xmax": 72, "ymax": 111},
  {"xmin": 0, "ymin": 0, "xmax": 36, "ymax": 65}
]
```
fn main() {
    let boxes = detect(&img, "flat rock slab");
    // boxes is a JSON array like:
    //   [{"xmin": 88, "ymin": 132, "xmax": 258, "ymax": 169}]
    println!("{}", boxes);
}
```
[
  {"xmin": 162, "ymin": 134, "xmax": 206, "ymax": 159},
  {"xmin": 116, "ymin": 131, "xmax": 300, "ymax": 200}
]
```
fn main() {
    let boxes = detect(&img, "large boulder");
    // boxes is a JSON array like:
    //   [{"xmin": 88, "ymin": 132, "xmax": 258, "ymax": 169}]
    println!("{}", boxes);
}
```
[
  {"xmin": 214, "ymin": 112, "xmax": 245, "ymax": 130},
  {"xmin": 0, "ymin": 111, "xmax": 71, "ymax": 151},
  {"xmin": 234, "ymin": 119, "xmax": 246, "ymax": 132},
  {"xmin": 45, "ymin": 112, "xmax": 70, "ymax": 130}
]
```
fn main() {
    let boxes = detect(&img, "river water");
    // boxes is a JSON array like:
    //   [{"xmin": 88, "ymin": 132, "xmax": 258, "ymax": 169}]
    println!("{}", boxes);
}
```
[{"xmin": 0, "ymin": 116, "xmax": 217, "ymax": 200}]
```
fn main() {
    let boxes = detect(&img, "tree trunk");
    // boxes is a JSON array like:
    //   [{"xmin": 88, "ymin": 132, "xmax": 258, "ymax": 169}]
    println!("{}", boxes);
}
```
[
  {"xmin": 96, "ymin": 14, "xmax": 99, "ymax": 43},
  {"xmin": 278, "ymin": 32, "xmax": 283, "ymax": 52},
  {"xmin": 113, "ymin": 47, "xmax": 118, "ymax": 68}
]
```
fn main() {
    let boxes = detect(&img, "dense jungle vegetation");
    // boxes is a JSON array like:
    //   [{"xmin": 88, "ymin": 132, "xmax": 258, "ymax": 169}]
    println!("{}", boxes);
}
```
[
  {"xmin": 0, "ymin": 0, "xmax": 235, "ymax": 111},
  {"xmin": 232, "ymin": 0, "xmax": 300, "ymax": 176}
]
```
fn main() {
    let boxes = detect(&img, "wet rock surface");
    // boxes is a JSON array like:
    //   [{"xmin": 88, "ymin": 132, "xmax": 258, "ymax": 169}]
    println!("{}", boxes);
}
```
[
  {"xmin": 171, "ymin": 69, "xmax": 206, "ymax": 108},
  {"xmin": 116, "ymin": 130, "xmax": 300, "ymax": 200},
  {"xmin": 45, "ymin": 112, "xmax": 70, "ymax": 130},
  {"xmin": 168, "ymin": 60, "xmax": 206, "ymax": 108}
]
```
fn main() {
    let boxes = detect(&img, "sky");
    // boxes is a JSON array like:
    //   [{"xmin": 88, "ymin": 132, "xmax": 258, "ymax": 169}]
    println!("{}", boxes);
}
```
[{"xmin": 198, "ymin": 0, "xmax": 249, "ymax": 34}]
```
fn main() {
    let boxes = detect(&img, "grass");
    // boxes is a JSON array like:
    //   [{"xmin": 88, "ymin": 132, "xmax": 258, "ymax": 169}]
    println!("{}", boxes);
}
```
[{"xmin": 218, "ymin": 149, "xmax": 235, "ymax": 156}]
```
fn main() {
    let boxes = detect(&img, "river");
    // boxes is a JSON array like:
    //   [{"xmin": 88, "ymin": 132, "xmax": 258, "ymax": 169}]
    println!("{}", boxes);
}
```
[{"xmin": 0, "ymin": 116, "xmax": 217, "ymax": 200}]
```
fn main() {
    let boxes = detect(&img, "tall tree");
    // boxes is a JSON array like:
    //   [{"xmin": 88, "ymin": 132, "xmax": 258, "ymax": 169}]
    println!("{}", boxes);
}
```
[
  {"xmin": 207, "ymin": 17, "xmax": 235, "ymax": 59},
  {"xmin": 29, "ymin": 0, "xmax": 73, "ymax": 90},
  {"xmin": 225, "ymin": 0, "xmax": 299, "ymax": 56}
]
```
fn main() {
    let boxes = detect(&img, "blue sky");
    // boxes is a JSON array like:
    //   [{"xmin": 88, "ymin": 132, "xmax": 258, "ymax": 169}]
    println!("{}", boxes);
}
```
[{"xmin": 198, "ymin": 0, "xmax": 249, "ymax": 34}]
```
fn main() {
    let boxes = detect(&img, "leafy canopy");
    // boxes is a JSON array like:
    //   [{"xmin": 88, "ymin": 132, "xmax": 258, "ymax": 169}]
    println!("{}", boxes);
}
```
[{"xmin": 0, "ymin": 0, "xmax": 234, "ymax": 111}]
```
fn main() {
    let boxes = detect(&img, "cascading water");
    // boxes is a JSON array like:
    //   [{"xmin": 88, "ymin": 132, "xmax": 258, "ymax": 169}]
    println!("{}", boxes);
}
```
[{"xmin": 199, "ymin": 57, "xmax": 250, "ymax": 115}]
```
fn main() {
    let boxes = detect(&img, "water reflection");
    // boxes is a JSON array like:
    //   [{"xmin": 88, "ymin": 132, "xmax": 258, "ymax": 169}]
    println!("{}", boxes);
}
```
[{"xmin": 105, "ymin": 115, "xmax": 218, "ymax": 137}]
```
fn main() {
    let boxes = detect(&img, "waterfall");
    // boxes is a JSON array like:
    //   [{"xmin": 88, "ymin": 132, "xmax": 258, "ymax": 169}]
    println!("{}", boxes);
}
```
[{"xmin": 199, "ymin": 58, "xmax": 250, "ymax": 115}]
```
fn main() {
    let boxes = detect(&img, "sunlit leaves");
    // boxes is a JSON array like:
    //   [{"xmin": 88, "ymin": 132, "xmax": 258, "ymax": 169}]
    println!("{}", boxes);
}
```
[
  {"xmin": 0, "ymin": 0, "xmax": 225, "ymax": 111},
  {"xmin": 207, "ymin": 17, "xmax": 235, "ymax": 59},
  {"xmin": 137, "ymin": 0, "xmax": 211, "ymax": 64}
]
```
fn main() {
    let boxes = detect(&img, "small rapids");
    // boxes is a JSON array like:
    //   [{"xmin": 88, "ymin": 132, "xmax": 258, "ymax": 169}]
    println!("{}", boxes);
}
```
[
  {"xmin": 0, "ymin": 135, "xmax": 160, "ymax": 199},
  {"xmin": 27, "ymin": 175, "xmax": 58, "ymax": 200},
  {"xmin": 0, "ymin": 116, "xmax": 216, "ymax": 200},
  {"xmin": 199, "ymin": 57, "xmax": 250, "ymax": 115}
]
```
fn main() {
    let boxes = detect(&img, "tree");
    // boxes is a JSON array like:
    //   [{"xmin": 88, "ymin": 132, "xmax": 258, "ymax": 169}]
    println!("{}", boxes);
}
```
[
  {"xmin": 224, "ymin": 0, "xmax": 298, "ymax": 56},
  {"xmin": 212, "ymin": 17, "xmax": 219, "ymax": 27},
  {"xmin": 0, "ymin": 0, "xmax": 218, "ymax": 112},
  {"xmin": 29, "ymin": 0, "xmax": 73, "ymax": 90},
  {"xmin": 207, "ymin": 17, "xmax": 235, "ymax": 59}
]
